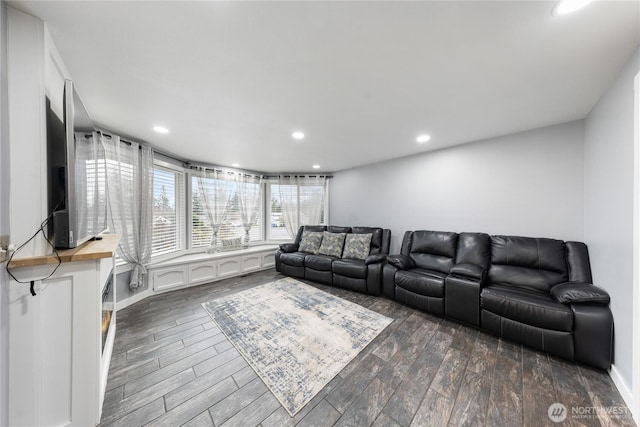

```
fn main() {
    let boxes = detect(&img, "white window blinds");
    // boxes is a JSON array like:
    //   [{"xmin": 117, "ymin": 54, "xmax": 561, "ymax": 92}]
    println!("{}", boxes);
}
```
[{"xmin": 152, "ymin": 166, "xmax": 185, "ymax": 256}]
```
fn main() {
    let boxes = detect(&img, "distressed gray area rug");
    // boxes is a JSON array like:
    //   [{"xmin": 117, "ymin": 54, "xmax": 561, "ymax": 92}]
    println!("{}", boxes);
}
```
[{"xmin": 202, "ymin": 277, "xmax": 392, "ymax": 416}]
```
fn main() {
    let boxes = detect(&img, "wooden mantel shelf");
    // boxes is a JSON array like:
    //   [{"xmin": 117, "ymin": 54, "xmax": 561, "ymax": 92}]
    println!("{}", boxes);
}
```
[{"xmin": 7, "ymin": 234, "xmax": 121, "ymax": 269}]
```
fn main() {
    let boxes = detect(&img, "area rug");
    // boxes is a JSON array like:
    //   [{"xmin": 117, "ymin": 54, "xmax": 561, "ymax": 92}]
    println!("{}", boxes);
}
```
[{"xmin": 201, "ymin": 277, "xmax": 393, "ymax": 416}]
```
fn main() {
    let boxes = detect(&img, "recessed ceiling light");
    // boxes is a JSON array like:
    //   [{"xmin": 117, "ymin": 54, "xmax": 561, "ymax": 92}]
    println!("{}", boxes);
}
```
[
  {"xmin": 292, "ymin": 131, "xmax": 305, "ymax": 140},
  {"xmin": 552, "ymin": 0, "xmax": 595, "ymax": 15},
  {"xmin": 153, "ymin": 126, "xmax": 169, "ymax": 134},
  {"xmin": 312, "ymin": 164, "xmax": 320, "ymax": 169},
  {"xmin": 416, "ymin": 134, "xmax": 431, "ymax": 143},
  {"xmin": 231, "ymin": 163, "xmax": 240, "ymax": 167}
]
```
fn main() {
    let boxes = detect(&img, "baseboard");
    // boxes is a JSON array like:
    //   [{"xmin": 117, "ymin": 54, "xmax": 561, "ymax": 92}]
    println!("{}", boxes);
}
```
[
  {"xmin": 115, "ymin": 288, "xmax": 151, "ymax": 311},
  {"xmin": 608, "ymin": 364, "xmax": 638, "ymax": 423}
]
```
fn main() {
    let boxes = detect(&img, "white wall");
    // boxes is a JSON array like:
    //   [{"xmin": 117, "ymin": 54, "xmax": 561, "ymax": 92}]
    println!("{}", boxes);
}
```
[
  {"xmin": 330, "ymin": 120, "xmax": 585, "ymax": 253},
  {"xmin": 584, "ymin": 48, "xmax": 639, "ymax": 416},
  {"xmin": 6, "ymin": 7, "xmax": 47, "ymax": 256},
  {"xmin": 0, "ymin": 1, "xmax": 9, "ymax": 426}
]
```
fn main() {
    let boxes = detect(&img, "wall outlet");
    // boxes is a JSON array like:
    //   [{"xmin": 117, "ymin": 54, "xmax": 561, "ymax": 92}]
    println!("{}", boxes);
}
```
[{"xmin": 0, "ymin": 235, "xmax": 9, "ymax": 250}]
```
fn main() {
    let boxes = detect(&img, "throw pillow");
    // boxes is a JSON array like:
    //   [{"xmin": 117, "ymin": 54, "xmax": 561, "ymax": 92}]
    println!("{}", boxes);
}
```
[
  {"xmin": 298, "ymin": 231, "xmax": 324, "ymax": 254},
  {"xmin": 342, "ymin": 233, "xmax": 372, "ymax": 260},
  {"xmin": 318, "ymin": 232, "xmax": 346, "ymax": 258}
]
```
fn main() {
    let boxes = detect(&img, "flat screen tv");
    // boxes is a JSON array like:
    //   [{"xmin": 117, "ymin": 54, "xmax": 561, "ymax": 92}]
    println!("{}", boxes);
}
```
[{"xmin": 46, "ymin": 79, "xmax": 107, "ymax": 249}]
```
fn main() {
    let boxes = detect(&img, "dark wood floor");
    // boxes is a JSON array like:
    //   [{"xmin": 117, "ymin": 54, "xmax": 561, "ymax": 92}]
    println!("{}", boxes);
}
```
[{"xmin": 99, "ymin": 270, "xmax": 635, "ymax": 427}]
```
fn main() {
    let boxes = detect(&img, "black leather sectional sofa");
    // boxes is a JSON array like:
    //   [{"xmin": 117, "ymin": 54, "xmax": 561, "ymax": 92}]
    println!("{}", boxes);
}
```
[
  {"xmin": 382, "ymin": 230, "xmax": 613, "ymax": 369},
  {"xmin": 275, "ymin": 225, "xmax": 391, "ymax": 295}
]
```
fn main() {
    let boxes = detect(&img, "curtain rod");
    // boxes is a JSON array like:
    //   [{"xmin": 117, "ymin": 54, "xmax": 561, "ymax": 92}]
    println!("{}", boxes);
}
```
[{"xmin": 91, "ymin": 129, "xmax": 333, "ymax": 178}]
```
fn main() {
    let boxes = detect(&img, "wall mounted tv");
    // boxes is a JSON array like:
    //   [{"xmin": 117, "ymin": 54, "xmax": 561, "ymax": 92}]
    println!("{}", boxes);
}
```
[{"xmin": 46, "ymin": 79, "xmax": 108, "ymax": 249}]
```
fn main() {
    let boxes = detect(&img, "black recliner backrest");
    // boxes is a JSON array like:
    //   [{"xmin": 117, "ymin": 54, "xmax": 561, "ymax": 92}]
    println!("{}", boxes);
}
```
[
  {"xmin": 328, "ymin": 226, "xmax": 352, "ymax": 233},
  {"xmin": 401, "ymin": 230, "xmax": 459, "ymax": 274},
  {"xmin": 352, "ymin": 226, "xmax": 390, "ymax": 255},
  {"xmin": 488, "ymin": 235, "xmax": 569, "ymax": 292},
  {"xmin": 455, "ymin": 232, "xmax": 491, "ymax": 269}
]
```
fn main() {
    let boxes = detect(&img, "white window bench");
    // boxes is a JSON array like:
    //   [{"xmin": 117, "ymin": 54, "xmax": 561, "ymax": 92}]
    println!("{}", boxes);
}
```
[{"xmin": 147, "ymin": 245, "xmax": 278, "ymax": 293}]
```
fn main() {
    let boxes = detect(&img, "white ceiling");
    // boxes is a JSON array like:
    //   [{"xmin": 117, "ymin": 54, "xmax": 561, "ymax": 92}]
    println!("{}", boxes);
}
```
[{"xmin": 8, "ymin": 1, "xmax": 640, "ymax": 173}]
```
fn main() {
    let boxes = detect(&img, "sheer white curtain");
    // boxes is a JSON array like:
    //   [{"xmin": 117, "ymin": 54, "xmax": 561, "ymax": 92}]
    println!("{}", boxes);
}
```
[
  {"xmin": 235, "ymin": 174, "xmax": 263, "ymax": 248},
  {"xmin": 102, "ymin": 133, "xmax": 154, "ymax": 289},
  {"xmin": 277, "ymin": 175, "xmax": 327, "ymax": 239},
  {"xmin": 75, "ymin": 131, "xmax": 107, "ymax": 239},
  {"xmin": 196, "ymin": 169, "xmax": 236, "ymax": 253},
  {"xmin": 277, "ymin": 176, "xmax": 299, "ymax": 239}
]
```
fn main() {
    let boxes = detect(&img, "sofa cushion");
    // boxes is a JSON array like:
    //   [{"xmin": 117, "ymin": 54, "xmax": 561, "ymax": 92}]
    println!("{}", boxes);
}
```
[
  {"xmin": 395, "ymin": 268, "xmax": 446, "ymax": 298},
  {"xmin": 353, "ymin": 227, "xmax": 383, "ymax": 255},
  {"xmin": 318, "ymin": 232, "xmax": 346, "ymax": 258},
  {"xmin": 332, "ymin": 259, "xmax": 367, "ymax": 279},
  {"xmin": 408, "ymin": 231, "xmax": 458, "ymax": 274},
  {"xmin": 342, "ymin": 233, "xmax": 372, "ymax": 261},
  {"xmin": 481, "ymin": 284, "xmax": 573, "ymax": 332},
  {"xmin": 488, "ymin": 236, "xmax": 568, "ymax": 292},
  {"xmin": 305, "ymin": 254, "xmax": 336, "ymax": 271},
  {"xmin": 279, "ymin": 252, "xmax": 307, "ymax": 267},
  {"xmin": 298, "ymin": 231, "xmax": 324, "ymax": 254}
]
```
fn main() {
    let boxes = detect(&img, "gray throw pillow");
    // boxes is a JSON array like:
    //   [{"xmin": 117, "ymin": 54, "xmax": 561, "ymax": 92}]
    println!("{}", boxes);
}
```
[
  {"xmin": 318, "ymin": 232, "xmax": 346, "ymax": 258},
  {"xmin": 342, "ymin": 233, "xmax": 372, "ymax": 260},
  {"xmin": 298, "ymin": 231, "xmax": 324, "ymax": 254}
]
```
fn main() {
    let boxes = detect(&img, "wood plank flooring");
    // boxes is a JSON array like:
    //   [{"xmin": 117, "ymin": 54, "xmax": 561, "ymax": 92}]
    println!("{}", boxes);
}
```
[{"xmin": 100, "ymin": 270, "xmax": 635, "ymax": 427}]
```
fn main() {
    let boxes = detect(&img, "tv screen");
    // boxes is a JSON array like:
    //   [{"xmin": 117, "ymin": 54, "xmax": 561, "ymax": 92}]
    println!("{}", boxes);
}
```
[{"xmin": 46, "ymin": 80, "xmax": 107, "ymax": 249}]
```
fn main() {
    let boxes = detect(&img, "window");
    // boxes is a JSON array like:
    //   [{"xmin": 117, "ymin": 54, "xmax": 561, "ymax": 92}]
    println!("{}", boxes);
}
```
[
  {"xmin": 191, "ymin": 176, "xmax": 264, "ymax": 249},
  {"xmin": 152, "ymin": 166, "xmax": 185, "ymax": 256},
  {"xmin": 268, "ymin": 180, "xmax": 327, "ymax": 240}
]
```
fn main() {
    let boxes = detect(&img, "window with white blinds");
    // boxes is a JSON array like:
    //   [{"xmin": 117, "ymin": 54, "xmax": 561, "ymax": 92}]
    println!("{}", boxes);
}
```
[
  {"xmin": 152, "ymin": 166, "xmax": 185, "ymax": 256},
  {"xmin": 268, "ymin": 181, "xmax": 327, "ymax": 240},
  {"xmin": 191, "ymin": 176, "xmax": 263, "ymax": 248}
]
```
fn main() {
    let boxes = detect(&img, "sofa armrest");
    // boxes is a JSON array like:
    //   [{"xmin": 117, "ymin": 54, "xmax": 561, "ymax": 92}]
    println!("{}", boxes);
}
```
[
  {"xmin": 386, "ymin": 254, "xmax": 415, "ymax": 270},
  {"xmin": 365, "ymin": 254, "xmax": 387, "ymax": 265},
  {"xmin": 551, "ymin": 282, "xmax": 610, "ymax": 305},
  {"xmin": 279, "ymin": 243, "xmax": 298, "ymax": 253},
  {"xmin": 450, "ymin": 263, "xmax": 485, "ymax": 280}
]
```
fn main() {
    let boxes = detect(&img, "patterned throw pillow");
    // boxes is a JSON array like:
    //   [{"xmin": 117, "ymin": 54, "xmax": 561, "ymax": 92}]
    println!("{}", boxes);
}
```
[
  {"xmin": 298, "ymin": 231, "xmax": 324, "ymax": 254},
  {"xmin": 318, "ymin": 232, "xmax": 347, "ymax": 258},
  {"xmin": 342, "ymin": 233, "xmax": 372, "ymax": 260}
]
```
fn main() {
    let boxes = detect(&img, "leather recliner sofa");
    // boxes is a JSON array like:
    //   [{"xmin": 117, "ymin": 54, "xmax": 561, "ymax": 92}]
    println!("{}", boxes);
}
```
[
  {"xmin": 382, "ymin": 230, "xmax": 613, "ymax": 369},
  {"xmin": 275, "ymin": 225, "xmax": 391, "ymax": 295}
]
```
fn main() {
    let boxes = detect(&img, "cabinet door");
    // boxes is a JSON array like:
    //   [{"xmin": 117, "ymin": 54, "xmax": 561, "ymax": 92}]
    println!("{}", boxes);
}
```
[
  {"xmin": 242, "ymin": 254, "xmax": 262, "ymax": 272},
  {"xmin": 262, "ymin": 252, "xmax": 276, "ymax": 268},
  {"xmin": 218, "ymin": 258, "xmax": 241, "ymax": 278},
  {"xmin": 189, "ymin": 261, "xmax": 217, "ymax": 285},
  {"xmin": 152, "ymin": 266, "xmax": 188, "ymax": 292}
]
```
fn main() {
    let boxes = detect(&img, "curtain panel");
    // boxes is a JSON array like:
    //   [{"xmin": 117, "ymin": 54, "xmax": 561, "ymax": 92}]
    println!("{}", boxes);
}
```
[
  {"xmin": 196, "ymin": 169, "xmax": 236, "ymax": 253},
  {"xmin": 102, "ymin": 133, "xmax": 154, "ymax": 290},
  {"xmin": 235, "ymin": 174, "xmax": 263, "ymax": 248}
]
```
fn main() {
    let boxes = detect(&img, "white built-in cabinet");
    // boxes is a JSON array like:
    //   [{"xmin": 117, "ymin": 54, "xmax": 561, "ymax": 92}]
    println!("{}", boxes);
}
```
[
  {"xmin": 150, "ymin": 245, "xmax": 277, "ymax": 293},
  {"xmin": 6, "ymin": 235, "xmax": 119, "ymax": 427}
]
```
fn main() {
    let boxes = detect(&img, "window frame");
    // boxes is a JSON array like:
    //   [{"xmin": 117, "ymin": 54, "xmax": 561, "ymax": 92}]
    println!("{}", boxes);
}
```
[{"xmin": 149, "ymin": 159, "xmax": 187, "ymax": 263}]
